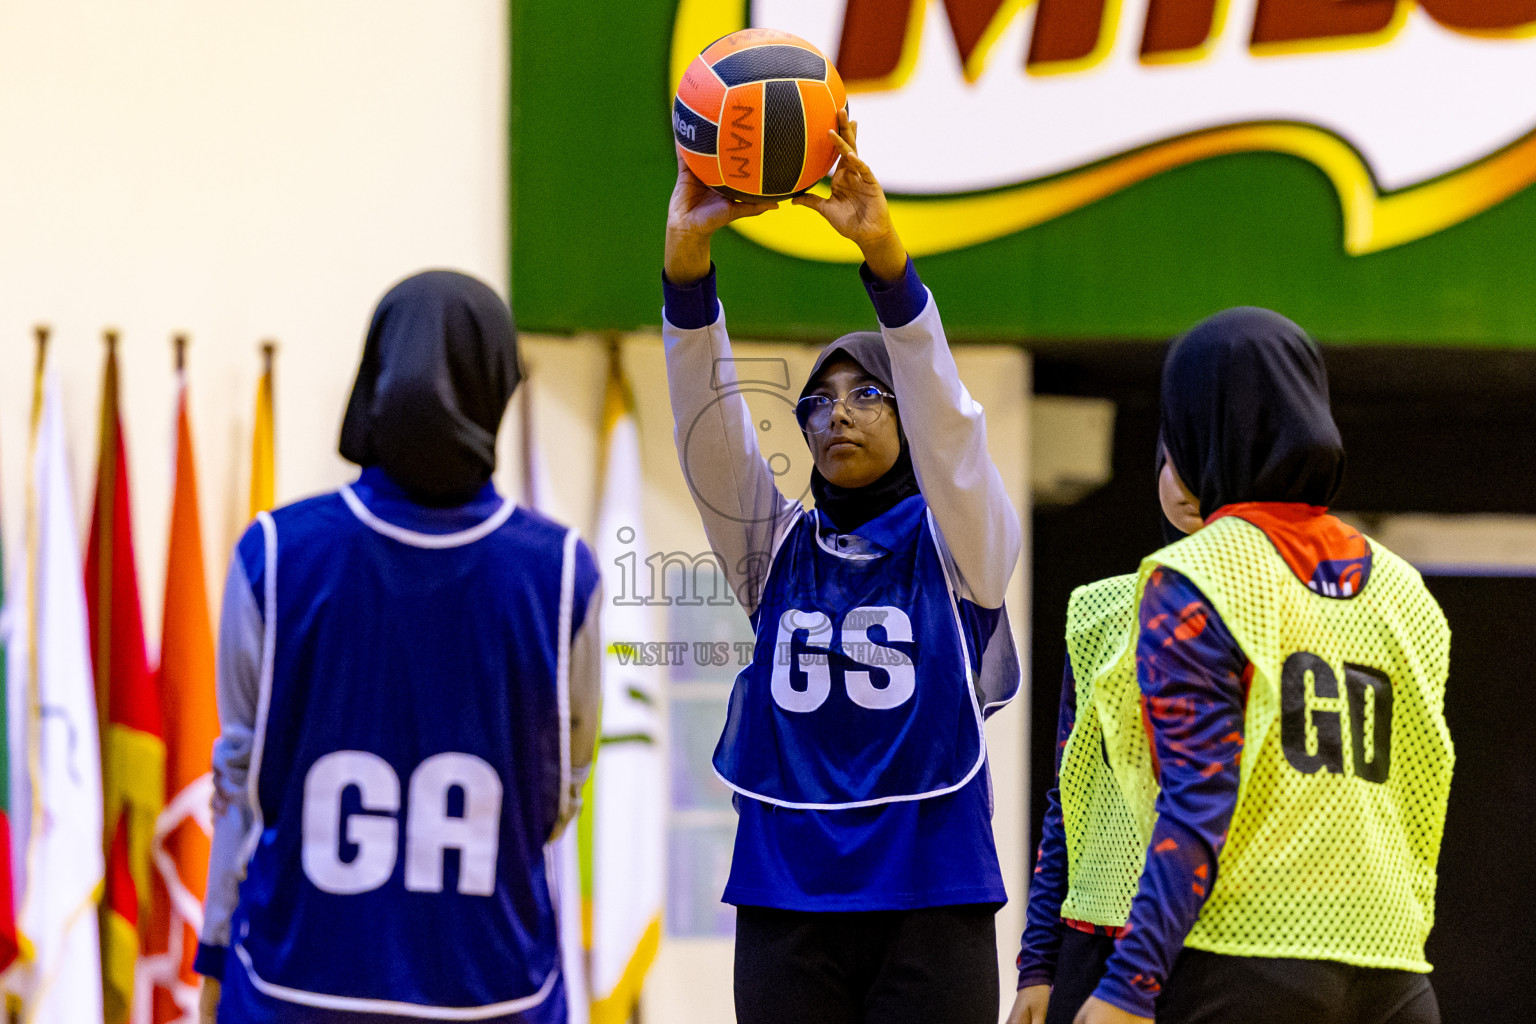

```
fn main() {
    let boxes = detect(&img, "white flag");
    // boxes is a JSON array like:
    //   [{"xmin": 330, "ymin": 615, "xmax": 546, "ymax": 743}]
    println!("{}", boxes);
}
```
[
  {"xmin": 589, "ymin": 350, "xmax": 663, "ymax": 1024},
  {"xmin": 517, "ymin": 377, "xmax": 589, "ymax": 1024},
  {"xmin": 4, "ymin": 365, "xmax": 105, "ymax": 1022}
]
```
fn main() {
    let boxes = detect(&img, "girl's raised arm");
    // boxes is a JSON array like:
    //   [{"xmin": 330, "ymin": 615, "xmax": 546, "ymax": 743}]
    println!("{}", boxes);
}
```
[{"xmin": 663, "ymin": 155, "xmax": 797, "ymax": 614}]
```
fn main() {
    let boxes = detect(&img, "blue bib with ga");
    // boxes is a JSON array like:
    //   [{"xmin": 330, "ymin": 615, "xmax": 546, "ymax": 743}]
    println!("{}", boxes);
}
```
[
  {"xmin": 221, "ymin": 479, "xmax": 583, "ymax": 1023},
  {"xmin": 714, "ymin": 495, "xmax": 987, "ymax": 808}
]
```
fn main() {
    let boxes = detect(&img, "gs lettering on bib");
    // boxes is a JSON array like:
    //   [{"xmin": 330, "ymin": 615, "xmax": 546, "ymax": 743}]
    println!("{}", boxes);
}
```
[{"xmin": 714, "ymin": 496, "xmax": 986, "ymax": 809}]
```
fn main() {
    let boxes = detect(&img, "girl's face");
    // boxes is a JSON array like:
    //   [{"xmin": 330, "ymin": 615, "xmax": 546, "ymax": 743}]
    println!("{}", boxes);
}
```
[
  {"xmin": 804, "ymin": 357, "xmax": 902, "ymax": 489},
  {"xmin": 1159, "ymin": 450, "xmax": 1204, "ymax": 535}
]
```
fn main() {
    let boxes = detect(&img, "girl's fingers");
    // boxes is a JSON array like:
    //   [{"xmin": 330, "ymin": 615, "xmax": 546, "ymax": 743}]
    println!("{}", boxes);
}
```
[
  {"xmin": 726, "ymin": 199, "xmax": 778, "ymax": 221},
  {"xmin": 831, "ymin": 119, "xmax": 855, "ymax": 153},
  {"xmin": 827, "ymin": 130, "xmax": 873, "ymax": 183},
  {"xmin": 791, "ymin": 193, "xmax": 825, "ymax": 214},
  {"xmin": 830, "ymin": 130, "xmax": 865, "ymax": 176}
]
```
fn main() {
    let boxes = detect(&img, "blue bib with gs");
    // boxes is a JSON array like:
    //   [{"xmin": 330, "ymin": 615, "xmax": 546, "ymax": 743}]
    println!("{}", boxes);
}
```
[{"xmin": 714, "ymin": 495, "xmax": 988, "ymax": 809}]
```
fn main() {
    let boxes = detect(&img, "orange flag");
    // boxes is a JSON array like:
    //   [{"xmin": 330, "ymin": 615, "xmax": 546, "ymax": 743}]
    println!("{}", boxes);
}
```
[
  {"xmin": 85, "ymin": 332, "xmax": 167, "ymax": 1024},
  {"xmin": 142, "ymin": 346, "xmax": 219, "ymax": 1023}
]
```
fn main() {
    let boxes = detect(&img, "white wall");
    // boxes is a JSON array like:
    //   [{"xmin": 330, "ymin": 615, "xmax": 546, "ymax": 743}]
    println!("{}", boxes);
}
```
[{"xmin": 0, "ymin": 0, "xmax": 509, "ymax": 643}]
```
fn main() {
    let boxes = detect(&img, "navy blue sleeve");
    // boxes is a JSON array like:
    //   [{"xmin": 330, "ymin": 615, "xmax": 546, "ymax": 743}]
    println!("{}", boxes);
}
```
[
  {"xmin": 1017, "ymin": 662, "xmax": 1076, "ymax": 988},
  {"xmin": 662, "ymin": 264, "xmax": 721, "ymax": 329},
  {"xmin": 1093, "ymin": 568, "xmax": 1248, "ymax": 1018},
  {"xmin": 193, "ymin": 941, "xmax": 226, "ymax": 980},
  {"xmin": 860, "ymin": 258, "xmax": 927, "ymax": 328}
]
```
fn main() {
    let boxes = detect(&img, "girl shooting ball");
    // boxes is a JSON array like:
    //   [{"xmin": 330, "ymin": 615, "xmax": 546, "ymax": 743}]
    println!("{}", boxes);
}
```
[{"xmin": 663, "ymin": 112, "xmax": 1022, "ymax": 1024}]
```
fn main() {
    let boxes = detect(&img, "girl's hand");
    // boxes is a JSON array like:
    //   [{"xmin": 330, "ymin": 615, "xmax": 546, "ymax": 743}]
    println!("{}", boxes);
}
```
[
  {"xmin": 1075, "ymin": 995, "xmax": 1154, "ymax": 1024},
  {"xmin": 1006, "ymin": 984, "xmax": 1051, "ymax": 1024},
  {"xmin": 665, "ymin": 150, "xmax": 776, "ymax": 286},
  {"xmin": 791, "ymin": 110, "xmax": 906, "ymax": 282}
]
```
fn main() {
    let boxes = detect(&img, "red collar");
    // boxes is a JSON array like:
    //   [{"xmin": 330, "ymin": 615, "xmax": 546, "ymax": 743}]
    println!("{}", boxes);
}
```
[{"xmin": 1206, "ymin": 503, "xmax": 1370, "ymax": 589}]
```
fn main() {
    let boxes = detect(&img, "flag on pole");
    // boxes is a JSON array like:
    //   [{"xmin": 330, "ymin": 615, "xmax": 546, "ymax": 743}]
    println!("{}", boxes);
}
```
[
  {"xmin": 249, "ymin": 342, "xmax": 275, "ymax": 519},
  {"xmin": 85, "ymin": 332, "xmax": 166, "ymax": 1024},
  {"xmin": 517, "ymin": 375, "xmax": 590, "ymax": 1024},
  {"xmin": 588, "ymin": 342, "xmax": 663, "ymax": 1024},
  {"xmin": 0, "ymin": 413, "xmax": 20, "ymax": 975},
  {"xmin": 140, "ymin": 344, "xmax": 218, "ymax": 1024},
  {"xmin": 4, "ymin": 329, "xmax": 106, "ymax": 1021}
]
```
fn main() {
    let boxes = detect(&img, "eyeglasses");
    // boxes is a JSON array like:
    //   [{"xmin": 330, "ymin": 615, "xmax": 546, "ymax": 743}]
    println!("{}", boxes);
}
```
[{"xmin": 794, "ymin": 384, "xmax": 895, "ymax": 435}]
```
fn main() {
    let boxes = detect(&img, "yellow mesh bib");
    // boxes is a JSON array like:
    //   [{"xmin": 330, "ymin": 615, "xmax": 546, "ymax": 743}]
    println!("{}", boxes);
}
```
[
  {"xmin": 1058, "ymin": 575, "xmax": 1153, "ymax": 927},
  {"xmin": 1098, "ymin": 516, "xmax": 1453, "ymax": 970}
]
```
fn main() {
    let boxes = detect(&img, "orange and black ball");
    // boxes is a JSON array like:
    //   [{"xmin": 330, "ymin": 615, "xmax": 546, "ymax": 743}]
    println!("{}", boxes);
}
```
[{"xmin": 674, "ymin": 29, "xmax": 848, "ymax": 202}]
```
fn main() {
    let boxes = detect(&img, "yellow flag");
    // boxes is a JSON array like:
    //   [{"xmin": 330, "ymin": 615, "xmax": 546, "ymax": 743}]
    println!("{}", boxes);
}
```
[{"xmin": 249, "ymin": 343, "xmax": 275, "ymax": 518}]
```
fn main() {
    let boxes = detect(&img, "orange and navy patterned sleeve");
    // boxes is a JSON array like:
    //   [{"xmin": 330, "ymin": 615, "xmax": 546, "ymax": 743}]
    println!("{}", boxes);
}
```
[{"xmin": 1092, "ymin": 567, "xmax": 1249, "ymax": 1018}]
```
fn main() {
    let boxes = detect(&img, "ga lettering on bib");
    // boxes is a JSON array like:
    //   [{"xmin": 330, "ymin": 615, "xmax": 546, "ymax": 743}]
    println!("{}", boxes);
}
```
[{"xmin": 222, "ymin": 488, "xmax": 582, "ymax": 1022}]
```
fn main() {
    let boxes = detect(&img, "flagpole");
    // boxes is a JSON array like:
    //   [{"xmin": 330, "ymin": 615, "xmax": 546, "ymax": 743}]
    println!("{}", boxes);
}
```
[
  {"xmin": 594, "ymin": 332, "xmax": 626, "ymax": 521},
  {"xmin": 20, "ymin": 326, "xmax": 48, "ymax": 985},
  {"xmin": 93, "ymin": 331, "xmax": 121, "ymax": 760},
  {"xmin": 250, "ymin": 340, "xmax": 276, "ymax": 519},
  {"xmin": 518, "ymin": 369, "xmax": 536, "ymax": 508}
]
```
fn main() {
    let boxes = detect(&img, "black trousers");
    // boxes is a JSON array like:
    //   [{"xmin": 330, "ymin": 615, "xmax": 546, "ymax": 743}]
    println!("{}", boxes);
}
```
[
  {"xmin": 1157, "ymin": 949, "xmax": 1440, "ymax": 1024},
  {"xmin": 1043, "ymin": 930, "xmax": 1118, "ymax": 1024},
  {"xmin": 734, "ymin": 903, "xmax": 1001, "ymax": 1024},
  {"xmin": 1047, "ymin": 933, "xmax": 1440, "ymax": 1024}
]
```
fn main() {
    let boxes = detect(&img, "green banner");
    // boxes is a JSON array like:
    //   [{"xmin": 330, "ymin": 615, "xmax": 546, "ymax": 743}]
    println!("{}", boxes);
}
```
[{"xmin": 511, "ymin": 1, "xmax": 1536, "ymax": 345}]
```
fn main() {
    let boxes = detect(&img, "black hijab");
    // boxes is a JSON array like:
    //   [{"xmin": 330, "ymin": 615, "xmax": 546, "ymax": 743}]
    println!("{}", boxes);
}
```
[
  {"xmin": 339, "ymin": 270, "xmax": 520, "ymax": 506},
  {"xmin": 1160, "ymin": 307, "xmax": 1345, "ymax": 521},
  {"xmin": 800, "ymin": 331, "xmax": 921, "ymax": 533}
]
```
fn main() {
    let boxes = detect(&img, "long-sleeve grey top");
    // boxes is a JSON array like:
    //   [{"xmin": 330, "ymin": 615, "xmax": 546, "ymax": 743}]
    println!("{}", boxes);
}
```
[{"xmin": 662, "ymin": 260, "xmax": 1021, "ymax": 616}]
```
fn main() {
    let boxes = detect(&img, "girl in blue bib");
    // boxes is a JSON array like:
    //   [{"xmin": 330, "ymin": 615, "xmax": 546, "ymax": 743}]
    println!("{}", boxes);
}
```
[
  {"xmin": 195, "ymin": 272, "xmax": 602, "ymax": 1024},
  {"xmin": 663, "ymin": 111, "xmax": 1022, "ymax": 1024}
]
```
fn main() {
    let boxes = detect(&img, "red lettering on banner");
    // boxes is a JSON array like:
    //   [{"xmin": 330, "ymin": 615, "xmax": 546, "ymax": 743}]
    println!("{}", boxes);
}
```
[
  {"xmin": 837, "ymin": 0, "xmax": 1010, "ymax": 83},
  {"xmin": 833, "ymin": 0, "xmax": 1536, "ymax": 81},
  {"xmin": 1419, "ymin": 0, "xmax": 1536, "ymax": 31},
  {"xmin": 1141, "ymin": 0, "xmax": 1222, "ymax": 57},
  {"xmin": 1250, "ymin": 0, "xmax": 1397, "ymax": 48},
  {"xmin": 1028, "ymin": 0, "xmax": 1112, "ymax": 65}
]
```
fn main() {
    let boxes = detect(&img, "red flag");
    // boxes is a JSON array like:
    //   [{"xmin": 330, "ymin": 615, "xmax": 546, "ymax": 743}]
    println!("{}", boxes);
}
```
[
  {"xmin": 143, "ymin": 349, "xmax": 219, "ymax": 1023},
  {"xmin": 85, "ymin": 334, "xmax": 167, "ymax": 1024}
]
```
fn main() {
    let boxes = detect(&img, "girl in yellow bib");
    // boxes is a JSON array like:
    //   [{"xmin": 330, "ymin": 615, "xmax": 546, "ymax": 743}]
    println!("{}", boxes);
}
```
[
  {"xmin": 1009, "ymin": 457, "xmax": 1189, "ymax": 1024},
  {"xmin": 1075, "ymin": 309, "xmax": 1453, "ymax": 1024}
]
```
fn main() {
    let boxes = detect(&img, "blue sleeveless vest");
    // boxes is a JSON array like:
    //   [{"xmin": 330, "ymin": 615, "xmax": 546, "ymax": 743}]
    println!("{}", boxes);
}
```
[
  {"xmin": 222, "ymin": 484, "xmax": 581, "ymax": 1023},
  {"xmin": 714, "ymin": 496, "xmax": 989, "ymax": 809}
]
